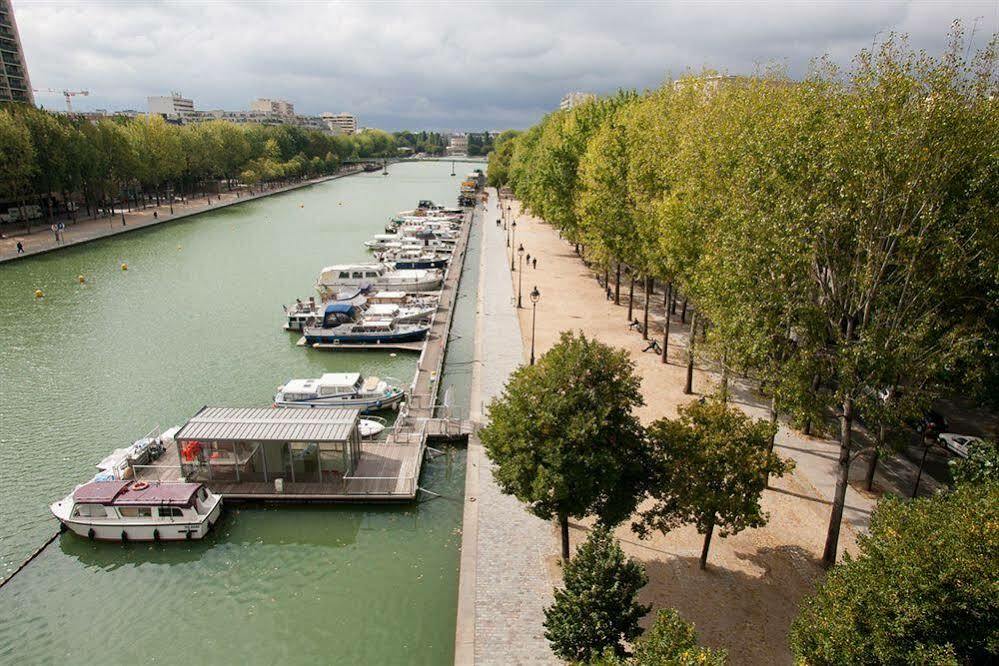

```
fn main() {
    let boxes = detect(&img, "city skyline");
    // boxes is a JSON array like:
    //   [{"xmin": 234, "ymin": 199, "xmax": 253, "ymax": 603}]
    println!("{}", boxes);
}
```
[{"xmin": 14, "ymin": 0, "xmax": 996, "ymax": 131}]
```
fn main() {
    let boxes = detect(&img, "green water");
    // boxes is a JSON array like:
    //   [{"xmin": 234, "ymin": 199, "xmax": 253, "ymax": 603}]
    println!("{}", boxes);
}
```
[{"xmin": 0, "ymin": 161, "xmax": 481, "ymax": 664}]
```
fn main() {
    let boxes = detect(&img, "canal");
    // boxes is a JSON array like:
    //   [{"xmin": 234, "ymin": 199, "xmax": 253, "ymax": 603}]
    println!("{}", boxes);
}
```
[{"xmin": 0, "ymin": 160, "xmax": 481, "ymax": 664}]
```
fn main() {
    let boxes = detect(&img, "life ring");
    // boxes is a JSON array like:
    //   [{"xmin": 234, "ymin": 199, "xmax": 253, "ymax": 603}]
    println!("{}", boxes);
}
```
[{"xmin": 130, "ymin": 481, "xmax": 149, "ymax": 491}]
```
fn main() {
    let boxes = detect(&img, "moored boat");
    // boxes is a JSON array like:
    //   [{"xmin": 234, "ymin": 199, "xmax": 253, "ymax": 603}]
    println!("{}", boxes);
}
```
[
  {"xmin": 275, "ymin": 371, "xmax": 406, "ymax": 412},
  {"xmin": 51, "ymin": 480, "xmax": 223, "ymax": 542},
  {"xmin": 316, "ymin": 263, "xmax": 442, "ymax": 297}
]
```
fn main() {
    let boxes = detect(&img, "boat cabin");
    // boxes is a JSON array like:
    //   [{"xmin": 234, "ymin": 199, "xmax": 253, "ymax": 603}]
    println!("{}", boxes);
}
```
[
  {"xmin": 280, "ymin": 373, "xmax": 365, "ymax": 401},
  {"xmin": 321, "ymin": 302, "xmax": 363, "ymax": 327},
  {"xmin": 68, "ymin": 481, "xmax": 211, "ymax": 521}
]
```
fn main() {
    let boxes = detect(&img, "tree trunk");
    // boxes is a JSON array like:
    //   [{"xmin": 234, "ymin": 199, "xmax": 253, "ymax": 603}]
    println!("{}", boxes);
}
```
[
  {"xmin": 681, "ymin": 299, "xmax": 688, "ymax": 324},
  {"xmin": 803, "ymin": 373, "xmax": 821, "ymax": 436},
  {"xmin": 699, "ymin": 519, "xmax": 715, "ymax": 570},
  {"xmin": 642, "ymin": 276, "xmax": 650, "ymax": 340},
  {"xmin": 865, "ymin": 447, "xmax": 879, "ymax": 492},
  {"xmin": 627, "ymin": 274, "xmax": 635, "ymax": 322},
  {"xmin": 912, "ymin": 438, "xmax": 931, "ymax": 499},
  {"xmin": 685, "ymin": 311, "xmax": 697, "ymax": 394},
  {"xmin": 559, "ymin": 513, "xmax": 570, "ymax": 561},
  {"xmin": 766, "ymin": 395, "xmax": 778, "ymax": 487},
  {"xmin": 720, "ymin": 351, "xmax": 729, "ymax": 403},
  {"xmin": 662, "ymin": 282, "xmax": 672, "ymax": 364},
  {"xmin": 823, "ymin": 396, "xmax": 853, "ymax": 567},
  {"xmin": 614, "ymin": 263, "xmax": 621, "ymax": 305}
]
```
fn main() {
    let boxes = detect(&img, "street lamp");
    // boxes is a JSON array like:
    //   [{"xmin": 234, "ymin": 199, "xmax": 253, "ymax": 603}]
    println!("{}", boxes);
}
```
[
  {"xmin": 517, "ymin": 244, "xmax": 525, "ymax": 307},
  {"xmin": 510, "ymin": 221, "xmax": 517, "ymax": 269},
  {"xmin": 529, "ymin": 286, "xmax": 540, "ymax": 364}
]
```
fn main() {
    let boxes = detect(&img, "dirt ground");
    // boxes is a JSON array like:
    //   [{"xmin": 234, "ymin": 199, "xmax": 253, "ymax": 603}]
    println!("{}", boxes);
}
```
[{"xmin": 502, "ymin": 197, "xmax": 859, "ymax": 664}]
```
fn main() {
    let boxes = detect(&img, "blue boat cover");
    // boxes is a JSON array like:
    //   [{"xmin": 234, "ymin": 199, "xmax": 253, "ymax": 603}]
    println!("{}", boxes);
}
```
[{"xmin": 324, "ymin": 303, "xmax": 358, "ymax": 316}]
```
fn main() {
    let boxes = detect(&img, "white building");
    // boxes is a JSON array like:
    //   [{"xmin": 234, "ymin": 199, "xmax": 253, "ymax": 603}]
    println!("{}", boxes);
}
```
[
  {"xmin": 447, "ymin": 133, "xmax": 468, "ymax": 156},
  {"xmin": 559, "ymin": 91, "xmax": 595, "ymax": 111},
  {"xmin": 148, "ymin": 92, "xmax": 196, "ymax": 119},
  {"xmin": 321, "ymin": 112, "xmax": 357, "ymax": 135},
  {"xmin": 251, "ymin": 98, "xmax": 295, "ymax": 116}
]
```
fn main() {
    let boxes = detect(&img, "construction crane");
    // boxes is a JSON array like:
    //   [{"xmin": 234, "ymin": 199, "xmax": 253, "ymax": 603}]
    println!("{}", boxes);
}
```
[{"xmin": 32, "ymin": 88, "xmax": 90, "ymax": 113}]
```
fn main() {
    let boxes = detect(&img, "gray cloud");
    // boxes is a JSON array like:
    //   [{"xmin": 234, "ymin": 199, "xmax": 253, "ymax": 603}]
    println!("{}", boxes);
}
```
[{"xmin": 14, "ymin": 0, "xmax": 998, "ymax": 130}]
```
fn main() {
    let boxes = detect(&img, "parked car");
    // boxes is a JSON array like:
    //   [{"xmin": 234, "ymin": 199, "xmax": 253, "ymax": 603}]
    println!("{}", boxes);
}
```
[{"xmin": 937, "ymin": 433, "xmax": 982, "ymax": 459}]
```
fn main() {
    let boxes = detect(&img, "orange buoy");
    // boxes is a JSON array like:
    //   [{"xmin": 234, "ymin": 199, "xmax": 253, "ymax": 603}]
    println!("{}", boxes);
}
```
[
  {"xmin": 121, "ymin": 263, "xmax": 128, "ymax": 271},
  {"xmin": 34, "ymin": 289, "xmax": 43, "ymax": 298}
]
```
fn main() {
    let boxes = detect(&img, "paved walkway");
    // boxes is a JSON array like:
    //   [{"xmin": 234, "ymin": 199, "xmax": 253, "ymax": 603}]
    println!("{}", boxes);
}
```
[
  {"xmin": 0, "ymin": 168, "xmax": 363, "ymax": 263},
  {"xmin": 456, "ymin": 192, "xmax": 556, "ymax": 665}
]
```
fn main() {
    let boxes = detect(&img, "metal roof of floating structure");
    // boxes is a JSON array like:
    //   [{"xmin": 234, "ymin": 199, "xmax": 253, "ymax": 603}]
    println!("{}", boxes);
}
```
[{"xmin": 175, "ymin": 406, "xmax": 359, "ymax": 443}]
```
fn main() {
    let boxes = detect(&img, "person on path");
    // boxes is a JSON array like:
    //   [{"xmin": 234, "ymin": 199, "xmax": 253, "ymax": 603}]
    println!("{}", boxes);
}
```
[
  {"xmin": 526, "ymin": 253, "xmax": 531, "ymax": 264},
  {"xmin": 533, "ymin": 257, "xmax": 537, "ymax": 270},
  {"xmin": 16, "ymin": 241, "xmax": 24, "ymax": 254},
  {"xmin": 51, "ymin": 224, "xmax": 58, "ymax": 242}
]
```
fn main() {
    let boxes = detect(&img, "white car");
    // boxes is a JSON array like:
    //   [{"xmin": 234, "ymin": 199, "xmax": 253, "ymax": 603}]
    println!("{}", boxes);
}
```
[{"xmin": 937, "ymin": 433, "xmax": 983, "ymax": 459}]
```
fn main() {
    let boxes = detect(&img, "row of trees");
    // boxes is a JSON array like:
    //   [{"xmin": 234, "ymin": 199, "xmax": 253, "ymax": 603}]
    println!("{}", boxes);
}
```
[
  {"xmin": 392, "ymin": 130, "xmax": 447, "ymax": 155},
  {"xmin": 490, "ymin": 25, "xmax": 999, "ymax": 567},
  {"xmin": 0, "ymin": 104, "xmax": 396, "ymax": 228},
  {"xmin": 481, "ymin": 332, "xmax": 789, "ymax": 567}
]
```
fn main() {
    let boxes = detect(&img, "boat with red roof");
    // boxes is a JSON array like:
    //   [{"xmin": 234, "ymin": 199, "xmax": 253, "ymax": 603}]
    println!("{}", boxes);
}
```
[{"xmin": 50, "ymin": 480, "xmax": 223, "ymax": 542}]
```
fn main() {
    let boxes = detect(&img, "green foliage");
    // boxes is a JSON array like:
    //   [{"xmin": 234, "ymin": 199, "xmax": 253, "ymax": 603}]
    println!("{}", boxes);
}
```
[
  {"xmin": 0, "ymin": 105, "xmax": 397, "ymax": 224},
  {"xmin": 949, "ymin": 439, "xmax": 999, "ymax": 487},
  {"xmin": 486, "ymin": 130, "xmax": 520, "ymax": 187},
  {"xmin": 631, "ymin": 609, "xmax": 727, "ymax": 666},
  {"xmin": 479, "ymin": 331, "xmax": 649, "ymax": 547},
  {"xmin": 789, "ymin": 483, "xmax": 999, "ymax": 664},
  {"xmin": 543, "ymin": 526, "xmax": 650, "ymax": 662},
  {"xmin": 502, "ymin": 24, "xmax": 999, "ymax": 565},
  {"xmin": 635, "ymin": 398, "xmax": 790, "ymax": 566}
]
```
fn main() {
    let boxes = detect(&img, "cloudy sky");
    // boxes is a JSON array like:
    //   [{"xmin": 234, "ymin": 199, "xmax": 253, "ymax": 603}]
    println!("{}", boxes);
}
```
[{"xmin": 15, "ymin": 0, "xmax": 998, "ymax": 131}]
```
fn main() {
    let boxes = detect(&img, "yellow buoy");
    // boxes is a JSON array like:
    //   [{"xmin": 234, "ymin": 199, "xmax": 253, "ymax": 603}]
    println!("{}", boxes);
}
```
[
  {"xmin": 121, "ymin": 263, "xmax": 128, "ymax": 271},
  {"xmin": 34, "ymin": 289, "xmax": 43, "ymax": 298},
  {"xmin": 299, "ymin": 203, "xmax": 304, "ymax": 208},
  {"xmin": 77, "ymin": 275, "xmax": 85, "ymax": 284}
]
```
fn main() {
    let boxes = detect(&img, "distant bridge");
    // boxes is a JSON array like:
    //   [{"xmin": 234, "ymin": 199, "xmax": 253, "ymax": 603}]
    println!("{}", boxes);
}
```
[{"xmin": 341, "ymin": 156, "xmax": 486, "ymax": 165}]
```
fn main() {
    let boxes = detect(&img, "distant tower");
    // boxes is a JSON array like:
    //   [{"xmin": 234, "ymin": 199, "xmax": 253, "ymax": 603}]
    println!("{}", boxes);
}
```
[{"xmin": 0, "ymin": 0, "xmax": 34, "ymax": 104}]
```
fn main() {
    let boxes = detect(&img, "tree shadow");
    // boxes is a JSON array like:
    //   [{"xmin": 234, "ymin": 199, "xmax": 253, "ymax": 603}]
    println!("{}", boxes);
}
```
[{"xmin": 637, "ymin": 546, "xmax": 824, "ymax": 665}]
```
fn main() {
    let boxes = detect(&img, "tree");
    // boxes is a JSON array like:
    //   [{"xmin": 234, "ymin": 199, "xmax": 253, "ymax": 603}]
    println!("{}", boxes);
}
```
[
  {"xmin": 480, "ymin": 330, "xmax": 649, "ymax": 560},
  {"xmin": 635, "ymin": 398, "xmax": 790, "ymax": 569},
  {"xmin": 543, "ymin": 526, "xmax": 650, "ymax": 662},
  {"xmin": 0, "ymin": 109, "xmax": 36, "ymax": 229},
  {"xmin": 631, "ymin": 609, "xmax": 727, "ymax": 666},
  {"xmin": 789, "ymin": 482, "xmax": 999, "ymax": 664},
  {"xmin": 949, "ymin": 439, "xmax": 999, "ymax": 487}
]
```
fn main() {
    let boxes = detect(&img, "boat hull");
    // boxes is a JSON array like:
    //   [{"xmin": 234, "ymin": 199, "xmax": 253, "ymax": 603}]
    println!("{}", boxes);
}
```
[
  {"xmin": 275, "ymin": 390, "xmax": 405, "ymax": 413},
  {"xmin": 303, "ymin": 327, "xmax": 429, "ymax": 345}
]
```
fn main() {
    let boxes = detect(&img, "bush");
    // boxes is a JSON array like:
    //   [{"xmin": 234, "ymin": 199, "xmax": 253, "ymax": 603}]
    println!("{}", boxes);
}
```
[{"xmin": 544, "ymin": 526, "xmax": 650, "ymax": 662}]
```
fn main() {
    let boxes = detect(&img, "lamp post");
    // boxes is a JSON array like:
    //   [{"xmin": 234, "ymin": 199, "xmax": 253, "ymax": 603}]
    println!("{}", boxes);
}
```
[
  {"xmin": 510, "ymin": 221, "xmax": 517, "ymax": 269},
  {"xmin": 529, "ymin": 286, "xmax": 540, "ymax": 364},
  {"xmin": 517, "ymin": 244, "xmax": 525, "ymax": 307}
]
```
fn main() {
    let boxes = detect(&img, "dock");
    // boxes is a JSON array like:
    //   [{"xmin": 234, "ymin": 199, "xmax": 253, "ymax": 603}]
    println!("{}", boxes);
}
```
[{"xmin": 134, "ymin": 200, "xmax": 479, "ymax": 503}]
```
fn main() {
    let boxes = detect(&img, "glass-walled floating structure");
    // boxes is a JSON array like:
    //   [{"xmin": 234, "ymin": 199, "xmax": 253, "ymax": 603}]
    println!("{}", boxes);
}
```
[{"xmin": 174, "ymin": 406, "xmax": 361, "ymax": 486}]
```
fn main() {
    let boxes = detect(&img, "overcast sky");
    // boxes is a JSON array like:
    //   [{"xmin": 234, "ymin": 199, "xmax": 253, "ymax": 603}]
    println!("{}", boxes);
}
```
[{"xmin": 15, "ymin": 0, "xmax": 998, "ymax": 131}]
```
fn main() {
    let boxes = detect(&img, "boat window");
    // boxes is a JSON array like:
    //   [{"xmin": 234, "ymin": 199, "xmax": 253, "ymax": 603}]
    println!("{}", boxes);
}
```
[
  {"xmin": 158, "ymin": 507, "xmax": 184, "ymax": 518},
  {"xmin": 72, "ymin": 504, "xmax": 108, "ymax": 518},
  {"xmin": 352, "ymin": 272, "xmax": 364, "ymax": 279},
  {"xmin": 198, "ymin": 488, "xmax": 208, "ymax": 501},
  {"xmin": 119, "ymin": 506, "xmax": 153, "ymax": 518},
  {"xmin": 338, "ymin": 271, "xmax": 350, "ymax": 279},
  {"xmin": 365, "ymin": 272, "xmax": 378, "ymax": 278}
]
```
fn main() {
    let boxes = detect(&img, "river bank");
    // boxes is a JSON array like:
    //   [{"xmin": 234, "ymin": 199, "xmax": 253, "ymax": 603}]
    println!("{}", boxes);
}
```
[{"xmin": 0, "ymin": 166, "xmax": 366, "ymax": 263}]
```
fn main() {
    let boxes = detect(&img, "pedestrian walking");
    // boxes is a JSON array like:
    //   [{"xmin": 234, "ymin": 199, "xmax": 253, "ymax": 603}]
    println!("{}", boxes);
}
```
[
  {"xmin": 526, "ymin": 253, "xmax": 531, "ymax": 264},
  {"xmin": 16, "ymin": 241, "xmax": 24, "ymax": 254},
  {"xmin": 153, "ymin": 211, "xmax": 158, "ymax": 219},
  {"xmin": 533, "ymin": 257, "xmax": 537, "ymax": 270},
  {"xmin": 50, "ymin": 223, "xmax": 58, "ymax": 242}
]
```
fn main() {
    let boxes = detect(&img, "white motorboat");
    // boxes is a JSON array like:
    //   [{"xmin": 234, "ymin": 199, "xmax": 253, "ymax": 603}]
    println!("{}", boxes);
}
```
[
  {"xmin": 275, "ymin": 372, "xmax": 406, "ymax": 412},
  {"xmin": 316, "ymin": 263, "xmax": 442, "ymax": 297},
  {"xmin": 358, "ymin": 416, "xmax": 387, "ymax": 439},
  {"xmin": 51, "ymin": 480, "xmax": 223, "ymax": 542}
]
